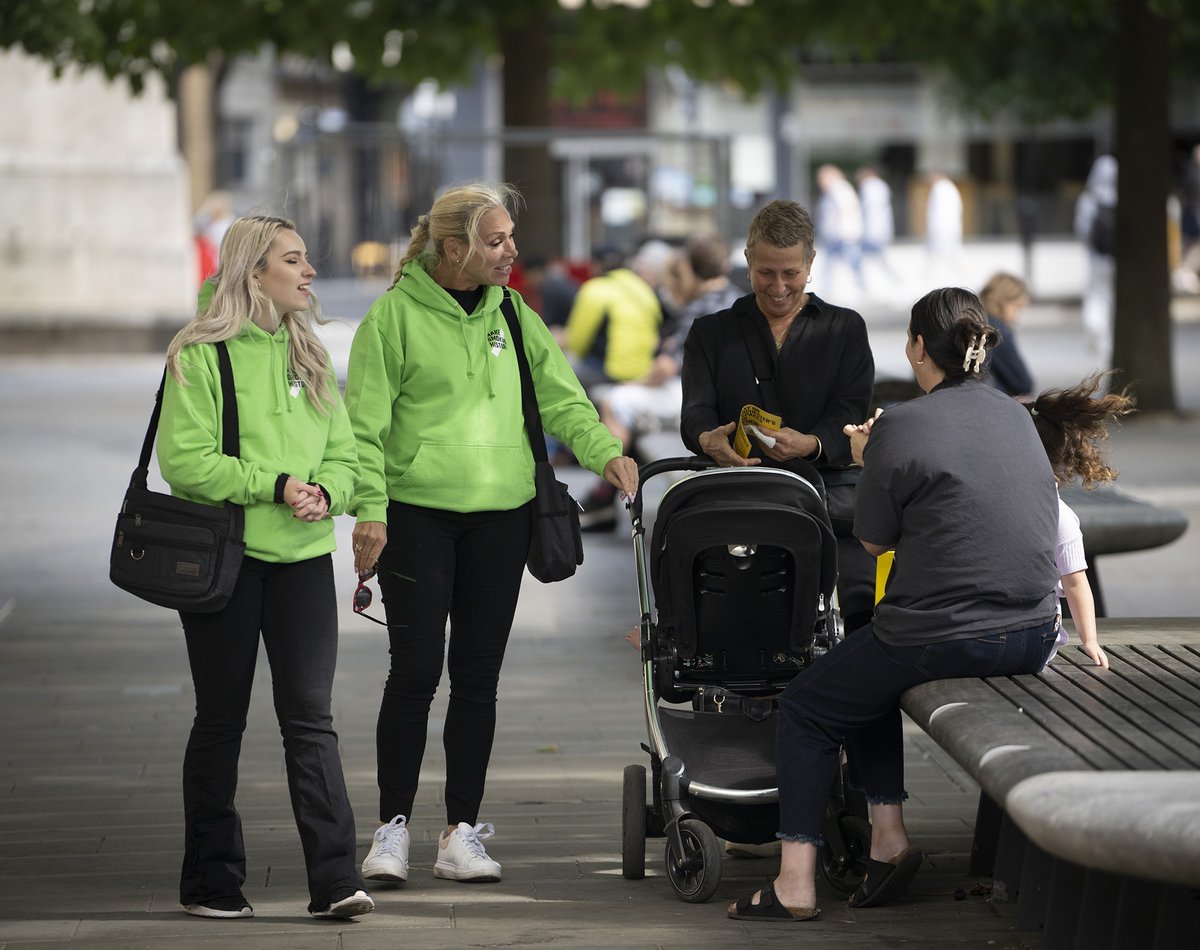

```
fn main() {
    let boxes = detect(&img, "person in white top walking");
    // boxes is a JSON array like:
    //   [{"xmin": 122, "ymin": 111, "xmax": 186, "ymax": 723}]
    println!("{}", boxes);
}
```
[
  {"xmin": 816, "ymin": 164, "xmax": 866, "ymax": 298},
  {"xmin": 1074, "ymin": 154, "xmax": 1118, "ymax": 367},
  {"xmin": 856, "ymin": 166, "xmax": 899, "ymax": 291},
  {"xmin": 924, "ymin": 171, "xmax": 965, "ymax": 286}
]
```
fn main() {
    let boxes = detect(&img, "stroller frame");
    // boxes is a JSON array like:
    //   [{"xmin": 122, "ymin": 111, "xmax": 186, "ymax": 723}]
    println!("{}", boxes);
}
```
[{"xmin": 623, "ymin": 456, "xmax": 869, "ymax": 903}]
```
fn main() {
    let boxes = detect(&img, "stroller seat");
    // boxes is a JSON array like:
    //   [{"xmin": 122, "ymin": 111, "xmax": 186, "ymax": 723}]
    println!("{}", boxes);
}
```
[{"xmin": 650, "ymin": 467, "xmax": 837, "ymax": 699}]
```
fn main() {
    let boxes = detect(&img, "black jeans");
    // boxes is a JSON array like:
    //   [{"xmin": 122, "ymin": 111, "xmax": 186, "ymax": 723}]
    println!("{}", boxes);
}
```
[
  {"xmin": 375, "ymin": 500, "xmax": 532, "ymax": 825},
  {"xmin": 776, "ymin": 616, "xmax": 1058, "ymax": 843},
  {"xmin": 179, "ymin": 554, "xmax": 364, "ymax": 913}
]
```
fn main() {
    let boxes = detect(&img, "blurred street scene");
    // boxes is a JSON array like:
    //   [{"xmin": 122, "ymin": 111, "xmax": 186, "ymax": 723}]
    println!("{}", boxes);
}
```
[{"xmin": 2, "ymin": 5, "xmax": 1199, "ymax": 946}]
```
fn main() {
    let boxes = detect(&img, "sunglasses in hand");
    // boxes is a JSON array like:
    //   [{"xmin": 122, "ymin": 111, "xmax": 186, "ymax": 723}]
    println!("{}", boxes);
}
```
[{"xmin": 352, "ymin": 565, "xmax": 414, "ymax": 626}]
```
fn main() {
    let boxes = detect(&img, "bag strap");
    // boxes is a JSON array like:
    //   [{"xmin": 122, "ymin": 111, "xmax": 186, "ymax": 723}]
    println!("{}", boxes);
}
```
[
  {"xmin": 498, "ymin": 290, "xmax": 549, "ymax": 465},
  {"xmin": 130, "ymin": 341, "xmax": 239, "ymax": 490}
]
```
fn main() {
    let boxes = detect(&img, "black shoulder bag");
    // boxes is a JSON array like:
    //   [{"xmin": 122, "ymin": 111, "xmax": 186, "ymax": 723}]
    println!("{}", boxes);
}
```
[
  {"xmin": 499, "ymin": 292, "xmax": 585, "ymax": 583},
  {"xmin": 109, "ymin": 342, "xmax": 246, "ymax": 611}
]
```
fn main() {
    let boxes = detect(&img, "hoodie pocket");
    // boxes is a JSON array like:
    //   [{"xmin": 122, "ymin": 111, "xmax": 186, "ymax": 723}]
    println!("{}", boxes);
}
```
[{"xmin": 396, "ymin": 442, "xmax": 533, "ymax": 509}]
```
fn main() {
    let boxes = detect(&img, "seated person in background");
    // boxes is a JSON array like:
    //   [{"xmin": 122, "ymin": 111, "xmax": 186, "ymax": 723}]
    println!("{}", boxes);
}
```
[
  {"xmin": 564, "ymin": 243, "xmax": 668, "ymax": 400},
  {"xmin": 520, "ymin": 255, "xmax": 580, "ymax": 347},
  {"xmin": 979, "ymin": 272, "xmax": 1034, "ymax": 397},
  {"xmin": 578, "ymin": 235, "xmax": 741, "ymax": 530},
  {"xmin": 680, "ymin": 199, "xmax": 876, "ymax": 630}
]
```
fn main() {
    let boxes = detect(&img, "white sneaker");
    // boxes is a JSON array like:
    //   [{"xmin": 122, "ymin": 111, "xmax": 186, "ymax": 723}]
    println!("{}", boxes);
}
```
[
  {"xmin": 362, "ymin": 815, "xmax": 410, "ymax": 882},
  {"xmin": 311, "ymin": 889, "xmax": 374, "ymax": 919},
  {"xmin": 434, "ymin": 821, "xmax": 502, "ymax": 882}
]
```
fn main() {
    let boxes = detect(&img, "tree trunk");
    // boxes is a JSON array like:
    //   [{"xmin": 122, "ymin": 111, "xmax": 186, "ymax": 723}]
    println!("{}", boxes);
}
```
[
  {"xmin": 1113, "ymin": 0, "xmax": 1176, "ymax": 412},
  {"xmin": 500, "ymin": 23, "xmax": 561, "ymax": 261},
  {"xmin": 176, "ymin": 64, "xmax": 217, "ymax": 212}
]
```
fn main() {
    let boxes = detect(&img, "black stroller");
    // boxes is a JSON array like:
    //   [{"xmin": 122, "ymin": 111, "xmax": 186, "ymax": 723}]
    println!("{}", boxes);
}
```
[{"xmin": 621, "ymin": 457, "xmax": 871, "ymax": 903}]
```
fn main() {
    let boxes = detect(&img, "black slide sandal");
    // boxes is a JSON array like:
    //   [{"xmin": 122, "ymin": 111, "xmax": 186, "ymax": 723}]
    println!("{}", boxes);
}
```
[
  {"xmin": 849, "ymin": 848, "xmax": 923, "ymax": 908},
  {"xmin": 728, "ymin": 883, "xmax": 821, "ymax": 922}
]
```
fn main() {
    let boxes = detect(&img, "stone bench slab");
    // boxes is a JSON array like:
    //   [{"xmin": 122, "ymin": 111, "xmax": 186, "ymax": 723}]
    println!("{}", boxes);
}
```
[{"xmin": 1006, "ymin": 770, "xmax": 1200, "ymax": 886}]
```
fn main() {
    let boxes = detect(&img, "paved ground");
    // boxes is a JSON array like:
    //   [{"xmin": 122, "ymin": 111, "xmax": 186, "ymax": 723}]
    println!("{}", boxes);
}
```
[{"xmin": 0, "ymin": 303, "xmax": 1196, "ymax": 949}]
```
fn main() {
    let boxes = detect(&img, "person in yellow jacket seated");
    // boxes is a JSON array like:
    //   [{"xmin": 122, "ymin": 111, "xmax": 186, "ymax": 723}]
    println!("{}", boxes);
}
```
[{"xmin": 564, "ymin": 244, "xmax": 668, "ymax": 397}]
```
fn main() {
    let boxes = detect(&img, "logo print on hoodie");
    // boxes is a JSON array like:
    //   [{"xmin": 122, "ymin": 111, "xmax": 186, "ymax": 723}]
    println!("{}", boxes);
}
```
[{"xmin": 487, "ymin": 328, "xmax": 507, "ymax": 356}]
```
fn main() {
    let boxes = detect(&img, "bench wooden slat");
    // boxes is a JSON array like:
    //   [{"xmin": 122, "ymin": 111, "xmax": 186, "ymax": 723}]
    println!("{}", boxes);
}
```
[
  {"xmin": 1045, "ymin": 663, "xmax": 1200, "ymax": 768},
  {"xmin": 985, "ymin": 676, "xmax": 1133, "ymax": 770},
  {"xmin": 1132, "ymin": 642, "xmax": 1200, "ymax": 710},
  {"xmin": 901, "ymin": 676, "xmax": 1094, "ymax": 805},
  {"xmin": 994, "ymin": 668, "xmax": 1180, "ymax": 769},
  {"xmin": 1042, "ymin": 665, "xmax": 1196, "ymax": 769},
  {"xmin": 1151, "ymin": 643, "xmax": 1200, "ymax": 678},
  {"xmin": 1102, "ymin": 646, "xmax": 1200, "ymax": 736},
  {"xmin": 1110, "ymin": 646, "xmax": 1200, "ymax": 715}
]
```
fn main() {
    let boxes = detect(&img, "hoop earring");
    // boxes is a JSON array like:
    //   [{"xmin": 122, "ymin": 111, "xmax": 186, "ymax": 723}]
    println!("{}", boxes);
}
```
[{"xmin": 806, "ymin": 275, "xmax": 813, "ymax": 284}]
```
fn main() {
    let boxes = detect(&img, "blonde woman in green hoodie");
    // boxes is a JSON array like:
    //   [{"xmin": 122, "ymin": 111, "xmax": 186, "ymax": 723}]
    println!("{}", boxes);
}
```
[
  {"xmin": 346, "ymin": 183, "xmax": 639, "ymax": 885},
  {"xmin": 159, "ymin": 215, "xmax": 373, "ymax": 921}
]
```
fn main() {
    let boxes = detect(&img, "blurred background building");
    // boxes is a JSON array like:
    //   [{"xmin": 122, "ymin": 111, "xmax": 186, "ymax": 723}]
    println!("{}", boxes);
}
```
[
  {"xmin": 0, "ymin": 51, "xmax": 194, "ymax": 343},
  {"xmin": 2, "ymin": 16, "xmax": 1199, "ymax": 332}
]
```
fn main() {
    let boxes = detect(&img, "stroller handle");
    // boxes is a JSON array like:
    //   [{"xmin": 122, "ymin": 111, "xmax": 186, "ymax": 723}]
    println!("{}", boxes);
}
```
[
  {"xmin": 628, "ymin": 455, "xmax": 831, "ymax": 521},
  {"xmin": 629, "ymin": 455, "xmax": 716, "ymax": 520}
]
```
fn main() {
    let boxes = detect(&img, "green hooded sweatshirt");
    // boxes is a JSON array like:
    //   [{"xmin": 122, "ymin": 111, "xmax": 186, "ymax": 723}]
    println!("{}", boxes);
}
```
[
  {"xmin": 345, "ymin": 260, "xmax": 621, "ymax": 522},
  {"xmin": 157, "ymin": 322, "xmax": 360, "ymax": 563}
]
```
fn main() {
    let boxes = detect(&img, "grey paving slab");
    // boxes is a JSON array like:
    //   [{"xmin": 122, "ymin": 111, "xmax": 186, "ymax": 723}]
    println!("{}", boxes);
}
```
[{"xmin": 5, "ymin": 326, "xmax": 1195, "ymax": 949}]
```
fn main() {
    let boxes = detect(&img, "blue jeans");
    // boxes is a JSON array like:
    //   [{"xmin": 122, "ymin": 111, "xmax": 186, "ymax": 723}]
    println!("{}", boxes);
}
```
[
  {"xmin": 776, "ymin": 617, "xmax": 1058, "ymax": 842},
  {"xmin": 179, "ymin": 555, "xmax": 363, "ymax": 913}
]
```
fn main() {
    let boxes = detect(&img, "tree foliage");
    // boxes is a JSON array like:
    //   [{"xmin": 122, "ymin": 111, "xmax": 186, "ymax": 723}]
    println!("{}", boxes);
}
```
[
  {"xmin": 5, "ymin": 0, "xmax": 1199, "ymax": 410},
  {"xmin": 6, "ymin": 1, "xmax": 1197, "ymax": 118}
]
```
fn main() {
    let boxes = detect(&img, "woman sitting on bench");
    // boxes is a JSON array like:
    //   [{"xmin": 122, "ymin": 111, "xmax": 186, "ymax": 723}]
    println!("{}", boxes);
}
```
[{"xmin": 728, "ymin": 286, "xmax": 1061, "ymax": 922}]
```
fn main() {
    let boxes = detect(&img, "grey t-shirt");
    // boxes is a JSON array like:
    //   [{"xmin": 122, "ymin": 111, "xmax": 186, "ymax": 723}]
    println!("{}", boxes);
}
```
[{"xmin": 855, "ymin": 379, "xmax": 1059, "ymax": 645}]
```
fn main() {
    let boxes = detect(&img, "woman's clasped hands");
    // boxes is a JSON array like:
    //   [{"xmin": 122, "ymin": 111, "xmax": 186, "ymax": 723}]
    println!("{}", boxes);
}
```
[
  {"xmin": 842, "ymin": 407, "xmax": 884, "ymax": 466},
  {"xmin": 283, "ymin": 475, "xmax": 329, "ymax": 523}
]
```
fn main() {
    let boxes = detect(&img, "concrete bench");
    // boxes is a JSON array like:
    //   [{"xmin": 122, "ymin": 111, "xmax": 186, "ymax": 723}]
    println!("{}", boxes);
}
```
[
  {"xmin": 1059, "ymin": 484, "xmax": 1188, "ymax": 616},
  {"xmin": 900, "ymin": 620, "xmax": 1200, "ymax": 948}
]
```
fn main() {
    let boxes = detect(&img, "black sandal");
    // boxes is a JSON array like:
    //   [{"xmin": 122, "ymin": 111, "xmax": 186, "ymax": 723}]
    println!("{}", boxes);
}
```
[
  {"xmin": 727, "ymin": 883, "xmax": 820, "ymax": 922},
  {"xmin": 849, "ymin": 847, "xmax": 923, "ymax": 908}
]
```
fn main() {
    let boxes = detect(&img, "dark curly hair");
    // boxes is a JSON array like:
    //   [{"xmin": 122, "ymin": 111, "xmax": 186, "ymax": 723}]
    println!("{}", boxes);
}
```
[{"xmin": 1023, "ymin": 372, "xmax": 1136, "ymax": 488}]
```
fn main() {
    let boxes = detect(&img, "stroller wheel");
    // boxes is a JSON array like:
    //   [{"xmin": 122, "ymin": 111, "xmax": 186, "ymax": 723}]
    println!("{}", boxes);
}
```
[
  {"xmin": 621, "ymin": 764, "xmax": 647, "ymax": 880},
  {"xmin": 664, "ymin": 819, "xmax": 722, "ymax": 903},
  {"xmin": 818, "ymin": 815, "xmax": 872, "ymax": 896}
]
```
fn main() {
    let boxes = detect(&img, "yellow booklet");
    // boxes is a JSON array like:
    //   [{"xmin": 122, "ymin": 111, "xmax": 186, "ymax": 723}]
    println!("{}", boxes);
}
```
[{"xmin": 733, "ymin": 404, "xmax": 782, "ymax": 458}]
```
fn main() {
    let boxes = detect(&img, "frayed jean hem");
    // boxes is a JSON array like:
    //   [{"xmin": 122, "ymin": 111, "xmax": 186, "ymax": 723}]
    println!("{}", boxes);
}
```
[
  {"xmin": 776, "ymin": 831, "xmax": 824, "ymax": 846},
  {"xmin": 864, "ymin": 790, "xmax": 909, "ymax": 806}
]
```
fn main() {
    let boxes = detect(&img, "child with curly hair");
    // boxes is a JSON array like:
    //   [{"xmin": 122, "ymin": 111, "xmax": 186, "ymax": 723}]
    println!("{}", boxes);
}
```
[{"xmin": 1023, "ymin": 372, "xmax": 1136, "ymax": 669}]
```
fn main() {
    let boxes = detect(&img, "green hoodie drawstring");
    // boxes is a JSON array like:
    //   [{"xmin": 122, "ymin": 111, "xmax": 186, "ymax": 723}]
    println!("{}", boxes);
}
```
[
  {"xmin": 460, "ymin": 303, "xmax": 497, "ymax": 398},
  {"xmin": 270, "ymin": 324, "xmax": 292, "ymax": 415}
]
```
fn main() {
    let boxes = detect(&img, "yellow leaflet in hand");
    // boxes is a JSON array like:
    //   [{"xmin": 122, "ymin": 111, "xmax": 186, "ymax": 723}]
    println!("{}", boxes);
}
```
[{"xmin": 734, "ymin": 404, "xmax": 782, "ymax": 458}]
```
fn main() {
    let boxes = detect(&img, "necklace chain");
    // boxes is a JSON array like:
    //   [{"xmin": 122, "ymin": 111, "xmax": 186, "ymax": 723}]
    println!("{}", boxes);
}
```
[{"xmin": 765, "ymin": 293, "xmax": 807, "ymax": 349}]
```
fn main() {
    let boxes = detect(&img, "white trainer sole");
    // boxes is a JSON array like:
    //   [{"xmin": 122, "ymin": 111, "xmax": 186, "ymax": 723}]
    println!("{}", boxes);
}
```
[
  {"xmin": 433, "ymin": 862, "xmax": 501, "ymax": 882},
  {"xmin": 361, "ymin": 861, "xmax": 409, "ymax": 883},
  {"xmin": 312, "ymin": 892, "xmax": 375, "ymax": 919}
]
